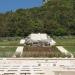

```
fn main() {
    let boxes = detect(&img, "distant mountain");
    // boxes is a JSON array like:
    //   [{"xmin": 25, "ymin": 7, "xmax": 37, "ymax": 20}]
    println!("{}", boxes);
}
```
[{"xmin": 0, "ymin": 0, "xmax": 74, "ymax": 37}]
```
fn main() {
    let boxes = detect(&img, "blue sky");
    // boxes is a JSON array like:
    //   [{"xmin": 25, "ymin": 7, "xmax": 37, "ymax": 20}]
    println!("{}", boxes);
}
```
[{"xmin": 0, "ymin": 0, "xmax": 43, "ymax": 12}]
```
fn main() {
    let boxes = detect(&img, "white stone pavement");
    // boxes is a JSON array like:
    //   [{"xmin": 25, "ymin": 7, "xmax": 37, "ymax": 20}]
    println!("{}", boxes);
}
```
[{"xmin": 0, "ymin": 58, "xmax": 75, "ymax": 75}]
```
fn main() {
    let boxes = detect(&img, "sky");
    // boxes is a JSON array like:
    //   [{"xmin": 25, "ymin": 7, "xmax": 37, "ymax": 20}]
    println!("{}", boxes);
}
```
[{"xmin": 0, "ymin": 0, "xmax": 43, "ymax": 13}]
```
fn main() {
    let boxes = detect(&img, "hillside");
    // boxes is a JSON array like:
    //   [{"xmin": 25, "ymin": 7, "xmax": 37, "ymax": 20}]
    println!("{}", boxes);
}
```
[{"xmin": 0, "ymin": 0, "xmax": 75, "ymax": 37}]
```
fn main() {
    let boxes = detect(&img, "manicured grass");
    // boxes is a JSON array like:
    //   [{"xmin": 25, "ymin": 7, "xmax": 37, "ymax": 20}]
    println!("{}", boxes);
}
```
[
  {"xmin": 0, "ymin": 46, "xmax": 16, "ymax": 57},
  {"xmin": 0, "ymin": 37, "xmax": 22, "ymax": 46},
  {"xmin": 0, "ymin": 40, "xmax": 20, "ymax": 46},
  {"xmin": 55, "ymin": 38, "xmax": 75, "ymax": 46},
  {"xmin": 64, "ymin": 46, "xmax": 75, "ymax": 54}
]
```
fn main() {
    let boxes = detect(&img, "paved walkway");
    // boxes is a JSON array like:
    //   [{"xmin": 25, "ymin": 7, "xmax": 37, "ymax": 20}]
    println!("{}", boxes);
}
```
[{"xmin": 0, "ymin": 58, "xmax": 75, "ymax": 75}]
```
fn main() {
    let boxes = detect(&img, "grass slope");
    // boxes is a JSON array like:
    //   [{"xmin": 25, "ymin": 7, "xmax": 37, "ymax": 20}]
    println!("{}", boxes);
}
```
[{"xmin": 0, "ymin": 46, "xmax": 17, "ymax": 57}]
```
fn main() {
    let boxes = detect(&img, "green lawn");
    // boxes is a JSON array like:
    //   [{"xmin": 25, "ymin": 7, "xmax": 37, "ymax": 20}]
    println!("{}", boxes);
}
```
[
  {"xmin": 64, "ymin": 46, "xmax": 75, "ymax": 54},
  {"xmin": 0, "ymin": 38, "xmax": 19, "ymax": 57},
  {"xmin": 0, "ymin": 40, "xmax": 20, "ymax": 46},
  {"xmin": 55, "ymin": 38, "xmax": 75, "ymax": 46},
  {"xmin": 0, "ymin": 37, "xmax": 22, "ymax": 46},
  {"xmin": 0, "ymin": 46, "xmax": 17, "ymax": 57}
]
